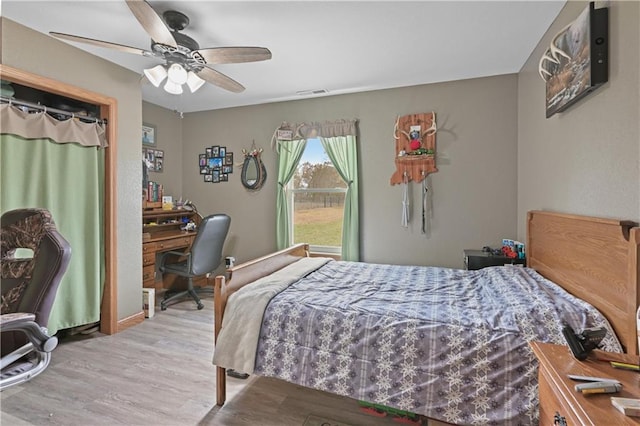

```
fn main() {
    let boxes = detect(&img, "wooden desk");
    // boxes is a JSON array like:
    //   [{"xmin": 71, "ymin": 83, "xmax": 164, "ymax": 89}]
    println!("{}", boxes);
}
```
[
  {"xmin": 142, "ymin": 209, "xmax": 202, "ymax": 291},
  {"xmin": 530, "ymin": 341, "xmax": 640, "ymax": 425}
]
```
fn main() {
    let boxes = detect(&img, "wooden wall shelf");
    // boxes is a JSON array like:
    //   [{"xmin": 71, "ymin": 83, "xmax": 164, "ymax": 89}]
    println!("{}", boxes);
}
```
[{"xmin": 390, "ymin": 154, "xmax": 437, "ymax": 185}]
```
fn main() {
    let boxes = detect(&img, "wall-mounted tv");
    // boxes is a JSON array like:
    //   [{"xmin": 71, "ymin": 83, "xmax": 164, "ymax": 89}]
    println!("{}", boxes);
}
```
[{"xmin": 539, "ymin": 2, "xmax": 608, "ymax": 118}]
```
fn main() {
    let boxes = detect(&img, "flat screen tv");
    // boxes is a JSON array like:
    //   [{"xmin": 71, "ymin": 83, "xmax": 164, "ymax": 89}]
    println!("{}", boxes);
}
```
[{"xmin": 540, "ymin": 2, "xmax": 608, "ymax": 118}]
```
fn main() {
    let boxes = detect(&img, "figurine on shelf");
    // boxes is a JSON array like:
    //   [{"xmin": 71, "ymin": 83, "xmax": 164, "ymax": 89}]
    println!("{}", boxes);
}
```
[{"xmin": 409, "ymin": 128, "xmax": 421, "ymax": 151}]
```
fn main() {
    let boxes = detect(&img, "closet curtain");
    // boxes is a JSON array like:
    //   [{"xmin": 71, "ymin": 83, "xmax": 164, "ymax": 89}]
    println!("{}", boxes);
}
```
[
  {"xmin": 0, "ymin": 104, "xmax": 106, "ymax": 334},
  {"xmin": 275, "ymin": 119, "xmax": 360, "ymax": 260}
]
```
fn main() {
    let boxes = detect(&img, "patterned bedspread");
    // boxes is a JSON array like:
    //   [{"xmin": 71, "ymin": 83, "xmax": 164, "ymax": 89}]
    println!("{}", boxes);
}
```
[{"xmin": 252, "ymin": 261, "xmax": 621, "ymax": 425}]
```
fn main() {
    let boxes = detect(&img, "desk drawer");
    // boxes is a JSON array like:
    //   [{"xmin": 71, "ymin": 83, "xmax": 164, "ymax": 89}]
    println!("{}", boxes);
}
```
[
  {"xmin": 143, "ymin": 242, "xmax": 157, "ymax": 253},
  {"xmin": 143, "ymin": 252, "xmax": 155, "ymax": 266},
  {"xmin": 143, "ymin": 264, "xmax": 155, "ymax": 285},
  {"xmin": 156, "ymin": 236, "xmax": 193, "ymax": 251}
]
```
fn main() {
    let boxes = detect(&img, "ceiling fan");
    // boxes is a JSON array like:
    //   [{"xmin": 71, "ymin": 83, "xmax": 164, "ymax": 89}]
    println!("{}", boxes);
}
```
[{"xmin": 49, "ymin": 0, "xmax": 272, "ymax": 95}]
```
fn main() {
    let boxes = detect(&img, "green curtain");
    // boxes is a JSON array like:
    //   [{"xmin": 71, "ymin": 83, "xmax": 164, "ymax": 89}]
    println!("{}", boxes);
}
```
[
  {"xmin": 0, "ymin": 135, "xmax": 104, "ymax": 334},
  {"xmin": 320, "ymin": 135, "xmax": 360, "ymax": 261},
  {"xmin": 275, "ymin": 139, "xmax": 307, "ymax": 250}
]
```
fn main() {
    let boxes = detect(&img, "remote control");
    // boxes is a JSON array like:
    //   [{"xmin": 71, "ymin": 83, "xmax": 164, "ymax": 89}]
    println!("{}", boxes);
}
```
[{"xmin": 568, "ymin": 374, "xmax": 620, "ymax": 383}]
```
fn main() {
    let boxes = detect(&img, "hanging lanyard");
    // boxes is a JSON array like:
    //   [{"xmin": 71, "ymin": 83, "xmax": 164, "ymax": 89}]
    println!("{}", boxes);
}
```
[{"xmin": 401, "ymin": 171, "xmax": 409, "ymax": 227}]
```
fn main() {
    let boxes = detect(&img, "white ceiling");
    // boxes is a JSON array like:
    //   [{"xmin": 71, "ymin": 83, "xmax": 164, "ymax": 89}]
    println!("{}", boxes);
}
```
[{"xmin": 2, "ymin": 1, "xmax": 566, "ymax": 113}]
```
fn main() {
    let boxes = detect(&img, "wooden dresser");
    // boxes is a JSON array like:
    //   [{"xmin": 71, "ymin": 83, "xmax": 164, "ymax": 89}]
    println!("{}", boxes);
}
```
[
  {"xmin": 530, "ymin": 341, "xmax": 640, "ymax": 425},
  {"xmin": 142, "ymin": 208, "xmax": 201, "ymax": 291}
]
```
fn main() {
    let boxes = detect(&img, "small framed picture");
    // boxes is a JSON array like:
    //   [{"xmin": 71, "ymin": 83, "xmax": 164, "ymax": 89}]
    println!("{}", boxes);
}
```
[
  {"xmin": 212, "ymin": 170, "xmax": 220, "ymax": 183},
  {"xmin": 205, "ymin": 147, "xmax": 213, "ymax": 158},
  {"xmin": 155, "ymin": 158, "xmax": 163, "ymax": 173},
  {"xmin": 219, "ymin": 146, "xmax": 226, "ymax": 158},
  {"xmin": 222, "ymin": 165, "xmax": 233, "ymax": 174},
  {"xmin": 200, "ymin": 167, "xmax": 209, "ymax": 175},
  {"xmin": 155, "ymin": 149, "xmax": 164, "ymax": 158},
  {"xmin": 143, "ymin": 148, "xmax": 156, "ymax": 172},
  {"xmin": 221, "ymin": 173, "xmax": 229, "ymax": 182},
  {"xmin": 212, "ymin": 146, "xmax": 220, "ymax": 157},
  {"xmin": 204, "ymin": 174, "xmax": 213, "ymax": 182},
  {"xmin": 142, "ymin": 123, "xmax": 156, "ymax": 146},
  {"xmin": 224, "ymin": 153, "xmax": 234, "ymax": 166},
  {"xmin": 199, "ymin": 154, "xmax": 207, "ymax": 166}
]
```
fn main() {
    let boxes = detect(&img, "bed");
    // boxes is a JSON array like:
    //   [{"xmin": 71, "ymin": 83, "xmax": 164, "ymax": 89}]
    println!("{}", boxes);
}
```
[{"xmin": 212, "ymin": 210, "xmax": 640, "ymax": 425}]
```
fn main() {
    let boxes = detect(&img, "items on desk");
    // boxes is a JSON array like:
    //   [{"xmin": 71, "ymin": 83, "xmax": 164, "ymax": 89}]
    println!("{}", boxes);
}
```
[
  {"xmin": 574, "ymin": 381, "xmax": 622, "ymax": 394},
  {"xmin": 162, "ymin": 195, "xmax": 173, "ymax": 210},
  {"xmin": 181, "ymin": 221, "xmax": 197, "ymax": 232},
  {"xmin": 569, "ymin": 374, "xmax": 622, "ymax": 394},
  {"xmin": 610, "ymin": 361, "xmax": 640, "ymax": 371},
  {"xmin": 611, "ymin": 397, "xmax": 640, "ymax": 417}
]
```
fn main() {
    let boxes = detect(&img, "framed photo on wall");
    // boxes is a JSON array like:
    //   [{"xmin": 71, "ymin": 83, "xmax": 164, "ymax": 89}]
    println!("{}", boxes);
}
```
[{"xmin": 142, "ymin": 123, "xmax": 156, "ymax": 146}]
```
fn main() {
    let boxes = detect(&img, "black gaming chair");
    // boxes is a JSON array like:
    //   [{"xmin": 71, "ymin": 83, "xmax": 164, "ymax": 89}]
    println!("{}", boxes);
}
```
[
  {"xmin": 1, "ymin": 208, "xmax": 72, "ymax": 390},
  {"xmin": 159, "ymin": 213, "xmax": 230, "ymax": 310}
]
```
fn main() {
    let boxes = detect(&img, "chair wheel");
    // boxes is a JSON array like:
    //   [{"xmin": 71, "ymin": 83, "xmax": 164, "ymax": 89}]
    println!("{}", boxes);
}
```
[{"xmin": 197, "ymin": 303, "xmax": 204, "ymax": 310}]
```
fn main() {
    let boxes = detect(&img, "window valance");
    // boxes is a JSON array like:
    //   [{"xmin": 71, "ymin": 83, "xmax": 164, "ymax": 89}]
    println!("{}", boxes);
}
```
[
  {"xmin": 0, "ymin": 104, "xmax": 107, "ymax": 148},
  {"xmin": 276, "ymin": 119, "xmax": 358, "ymax": 141}
]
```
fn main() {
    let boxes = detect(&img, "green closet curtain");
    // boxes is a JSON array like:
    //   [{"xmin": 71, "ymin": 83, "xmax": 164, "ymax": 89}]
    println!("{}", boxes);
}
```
[
  {"xmin": 320, "ymin": 135, "xmax": 359, "ymax": 261},
  {"xmin": 275, "ymin": 139, "xmax": 307, "ymax": 250},
  {"xmin": 1, "ymin": 105, "xmax": 105, "ymax": 334}
]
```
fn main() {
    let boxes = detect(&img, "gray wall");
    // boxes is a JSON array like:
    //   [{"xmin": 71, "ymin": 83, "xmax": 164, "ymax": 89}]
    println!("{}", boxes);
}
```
[
  {"xmin": 1, "ymin": 18, "xmax": 144, "ymax": 321},
  {"xmin": 179, "ymin": 74, "xmax": 520, "ymax": 268},
  {"xmin": 142, "ymin": 101, "xmax": 183, "ymax": 197},
  {"xmin": 517, "ymin": 1, "xmax": 640, "ymax": 239}
]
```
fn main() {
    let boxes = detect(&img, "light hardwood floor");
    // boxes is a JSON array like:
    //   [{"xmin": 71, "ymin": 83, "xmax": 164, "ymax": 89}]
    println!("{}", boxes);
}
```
[{"xmin": 1, "ymin": 297, "xmax": 450, "ymax": 426}]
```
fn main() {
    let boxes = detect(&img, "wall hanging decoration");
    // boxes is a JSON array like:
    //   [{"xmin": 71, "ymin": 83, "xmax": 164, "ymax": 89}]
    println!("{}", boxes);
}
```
[
  {"xmin": 390, "ymin": 112, "xmax": 437, "ymax": 230},
  {"xmin": 197, "ymin": 145, "xmax": 234, "ymax": 183},
  {"xmin": 142, "ymin": 123, "xmax": 156, "ymax": 146},
  {"xmin": 143, "ymin": 148, "xmax": 164, "ymax": 173},
  {"xmin": 241, "ymin": 140, "xmax": 267, "ymax": 191},
  {"xmin": 538, "ymin": 2, "xmax": 608, "ymax": 118},
  {"xmin": 390, "ymin": 111, "xmax": 437, "ymax": 185}
]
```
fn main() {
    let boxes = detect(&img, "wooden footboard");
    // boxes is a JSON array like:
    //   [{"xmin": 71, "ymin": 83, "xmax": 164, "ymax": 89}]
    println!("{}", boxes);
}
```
[{"xmin": 213, "ymin": 243, "xmax": 309, "ymax": 406}]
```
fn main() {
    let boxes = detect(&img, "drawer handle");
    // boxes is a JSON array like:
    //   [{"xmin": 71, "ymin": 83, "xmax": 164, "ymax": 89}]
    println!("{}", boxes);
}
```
[{"xmin": 553, "ymin": 412, "xmax": 567, "ymax": 426}]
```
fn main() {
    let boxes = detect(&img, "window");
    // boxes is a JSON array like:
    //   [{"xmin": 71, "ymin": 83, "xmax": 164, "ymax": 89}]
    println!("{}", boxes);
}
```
[{"xmin": 288, "ymin": 138, "xmax": 347, "ymax": 254}]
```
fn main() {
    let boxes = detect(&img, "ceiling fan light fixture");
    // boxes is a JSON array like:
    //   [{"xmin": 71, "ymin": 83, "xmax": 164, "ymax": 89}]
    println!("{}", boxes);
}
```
[
  {"xmin": 164, "ymin": 80, "xmax": 184, "ymax": 95},
  {"xmin": 167, "ymin": 63, "xmax": 188, "ymax": 85},
  {"xmin": 186, "ymin": 71, "xmax": 206, "ymax": 93},
  {"xmin": 143, "ymin": 64, "xmax": 168, "ymax": 87}
]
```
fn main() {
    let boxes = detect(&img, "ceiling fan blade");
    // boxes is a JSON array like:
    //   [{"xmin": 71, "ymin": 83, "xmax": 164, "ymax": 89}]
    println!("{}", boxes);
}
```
[
  {"xmin": 125, "ymin": 0, "xmax": 177, "ymax": 48},
  {"xmin": 49, "ymin": 32, "xmax": 150, "ymax": 56},
  {"xmin": 196, "ymin": 67, "xmax": 245, "ymax": 93},
  {"xmin": 195, "ymin": 47, "xmax": 272, "ymax": 65}
]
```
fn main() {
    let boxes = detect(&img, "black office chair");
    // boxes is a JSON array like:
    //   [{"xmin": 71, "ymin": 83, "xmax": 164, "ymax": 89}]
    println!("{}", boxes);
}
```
[{"xmin": 159, "ymin": 214, "xmax": 230, "ymax": 310}]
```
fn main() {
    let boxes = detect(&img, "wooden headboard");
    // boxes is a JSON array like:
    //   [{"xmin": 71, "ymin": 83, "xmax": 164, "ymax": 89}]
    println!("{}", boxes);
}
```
[{"xmin": 527, "ymin": 210, "xmax": 640, "ymax": 355}]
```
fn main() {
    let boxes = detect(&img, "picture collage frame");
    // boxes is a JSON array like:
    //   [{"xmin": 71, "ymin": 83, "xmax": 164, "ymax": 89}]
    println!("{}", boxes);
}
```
[
  {"xmin": 143, "ymin": 148, "xmax": 164, "ymax": 173},
  {"xmin": 199, "ymin": 145, "xmax": 234, "ymax": 183}
]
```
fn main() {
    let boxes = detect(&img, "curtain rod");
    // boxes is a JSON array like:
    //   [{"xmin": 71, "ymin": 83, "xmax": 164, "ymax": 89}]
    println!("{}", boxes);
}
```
[{"xmin": 0, "ymin": 96, "xmax": 106, "ymax": 125}]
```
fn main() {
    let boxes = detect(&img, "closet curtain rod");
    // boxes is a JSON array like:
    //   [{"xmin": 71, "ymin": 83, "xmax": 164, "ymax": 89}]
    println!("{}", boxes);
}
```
[{"xmin": 0, "ymin": 96, "xmax": 106, "ymax": 125}]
